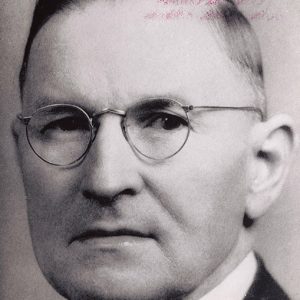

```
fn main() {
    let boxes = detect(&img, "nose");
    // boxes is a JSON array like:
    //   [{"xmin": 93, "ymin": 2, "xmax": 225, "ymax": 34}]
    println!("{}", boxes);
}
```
[{"xmin": 80, "ymin": 114, "xmax": 144, "ymax": 202}]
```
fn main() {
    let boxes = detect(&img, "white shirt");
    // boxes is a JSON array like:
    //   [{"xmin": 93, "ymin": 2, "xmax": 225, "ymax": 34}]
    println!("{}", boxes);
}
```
[{"xmin": 200, "ymin": 252, "xmax": 257, "ymax": 300}]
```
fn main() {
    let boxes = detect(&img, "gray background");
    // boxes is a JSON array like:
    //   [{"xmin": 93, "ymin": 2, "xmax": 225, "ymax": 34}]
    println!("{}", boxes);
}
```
[{"xmin": 0, "ymin": 1, "xmax": 299, "ymax": 299}]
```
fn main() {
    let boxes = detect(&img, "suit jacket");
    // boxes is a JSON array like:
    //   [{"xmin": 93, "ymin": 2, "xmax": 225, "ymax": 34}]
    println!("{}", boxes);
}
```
[{"xmin": 244, "ymin": 255, "xmax": 290, "ymax": 300}]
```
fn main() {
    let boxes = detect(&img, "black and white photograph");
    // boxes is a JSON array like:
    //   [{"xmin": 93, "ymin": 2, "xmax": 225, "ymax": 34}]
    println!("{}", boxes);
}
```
[{"xmin": 0, "ymin": 1, "xmax": 299, "ymax": 299}]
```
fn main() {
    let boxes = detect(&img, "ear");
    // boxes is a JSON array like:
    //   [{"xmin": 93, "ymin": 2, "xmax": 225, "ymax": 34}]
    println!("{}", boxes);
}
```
[{"xmin": 246, "ymin": 114, "xmax": 297, "ymax": 219}]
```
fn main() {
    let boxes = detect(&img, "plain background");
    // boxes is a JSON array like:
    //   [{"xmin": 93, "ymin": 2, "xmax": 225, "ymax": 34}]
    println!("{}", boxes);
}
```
[{"xmin": 0, "ymin": 1, "xmax": 299, "ymax": 299}]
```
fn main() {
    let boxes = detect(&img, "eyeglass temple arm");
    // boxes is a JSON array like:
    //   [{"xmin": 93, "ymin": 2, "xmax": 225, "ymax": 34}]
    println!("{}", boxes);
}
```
[
  {"xmin": 182, "ymin": 105, "xmax": 265, "ymax": 121},
  {"xmin": 17, "ymin": 114, "xmax": 31, "ymax": 125}
]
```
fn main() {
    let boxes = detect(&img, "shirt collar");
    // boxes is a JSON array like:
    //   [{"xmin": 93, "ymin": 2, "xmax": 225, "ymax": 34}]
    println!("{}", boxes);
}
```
[{"xmin": 199, "ymin": 252, "xmax": 257, "ymax": 300}]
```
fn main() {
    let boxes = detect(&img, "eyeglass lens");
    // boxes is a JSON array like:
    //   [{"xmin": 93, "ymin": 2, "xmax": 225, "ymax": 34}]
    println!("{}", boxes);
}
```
[
  {"xmin": 26, "ymin": 99, "xmax": 190, "ymax": 165},
  {"xmin": 125, "ymin": 99, "xmax": 190, "ymax": 159},
  {"xmin": 26, "ymin": 105, "xmax": 92, "ymax": 165}
]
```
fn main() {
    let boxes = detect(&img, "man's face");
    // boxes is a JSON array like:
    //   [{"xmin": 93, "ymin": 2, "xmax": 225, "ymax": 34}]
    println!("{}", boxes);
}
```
[{"xmin": 18, "ymin": 1, "xmax": 257, "ymax": 299}]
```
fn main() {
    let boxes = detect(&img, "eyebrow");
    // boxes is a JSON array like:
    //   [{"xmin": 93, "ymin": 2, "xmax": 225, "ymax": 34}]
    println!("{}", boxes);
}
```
[
  {"xmin": 26, "ymin": 96, "xmax": 98, "ymax": 115},
  {"xmin": 135, "ymin": 98, "xmax": 175, "ymax": 111},
  {"xmin": 31, "ymin": 96, "xmax": 57, "ymax": 108},
  {"xmin": 139, "ymin": 93, "xmax": 191, "ymax": 106}
]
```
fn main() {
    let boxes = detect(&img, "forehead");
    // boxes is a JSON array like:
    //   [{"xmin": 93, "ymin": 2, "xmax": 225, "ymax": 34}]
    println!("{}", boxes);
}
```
[{"xmin": 24, "ymin": 0, "xmax": 255, "ymax": 110}]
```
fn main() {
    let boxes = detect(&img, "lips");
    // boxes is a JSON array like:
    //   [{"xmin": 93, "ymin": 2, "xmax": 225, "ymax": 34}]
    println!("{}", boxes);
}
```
[{"xmin": 70, "ymin": 228, "xmax": 154, "ymax": 244}]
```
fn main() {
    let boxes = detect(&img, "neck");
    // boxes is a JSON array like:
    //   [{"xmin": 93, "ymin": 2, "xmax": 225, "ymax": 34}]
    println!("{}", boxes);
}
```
[{"xmin": 184, "ymin": 229, "xmax": 254, "ymax": 300}]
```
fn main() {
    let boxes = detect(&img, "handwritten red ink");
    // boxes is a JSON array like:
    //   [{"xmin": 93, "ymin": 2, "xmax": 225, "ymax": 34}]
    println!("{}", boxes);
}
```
[{"xmin": 146, "ymin": 0, "xmax": 279, "ymax": 22}]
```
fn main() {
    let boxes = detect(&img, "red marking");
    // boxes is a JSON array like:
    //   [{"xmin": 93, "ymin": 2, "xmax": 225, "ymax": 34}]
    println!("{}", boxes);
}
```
[{"xmin": 146, "ymin": 0, "xmax": 279, "ymax": 22}]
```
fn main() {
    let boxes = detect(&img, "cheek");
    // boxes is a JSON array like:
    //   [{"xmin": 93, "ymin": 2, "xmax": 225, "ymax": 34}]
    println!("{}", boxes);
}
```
[
  {"xmin": 155, "ymin": 134, "xmax": 249, "ymax": 228},
  {"xmin": 18, "ymin": 134, "xmax": 81, "ymax": 237},
  {"xmin": 148, "ymin": 134, "xmax": 249, "ymax": 274}
]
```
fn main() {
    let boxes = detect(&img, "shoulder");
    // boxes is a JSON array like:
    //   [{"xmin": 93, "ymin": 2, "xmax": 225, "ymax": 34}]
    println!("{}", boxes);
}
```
[{"xmin": 244, "ymin": 254, "xmax": 290, "ymax": 300}]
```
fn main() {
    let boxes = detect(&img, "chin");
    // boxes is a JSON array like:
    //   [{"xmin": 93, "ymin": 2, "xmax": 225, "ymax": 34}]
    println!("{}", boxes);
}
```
[
  {"xmin": 50, "ymin": 279, "xmax": 179, "ymax": 300},
  {"xmin": 45, "ymin": 265, "xmax": 184, "ymax": 300}
]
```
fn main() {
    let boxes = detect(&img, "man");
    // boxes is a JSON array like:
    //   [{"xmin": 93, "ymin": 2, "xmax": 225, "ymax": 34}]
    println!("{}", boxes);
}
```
[{"xmin": 13, "ymin": 0, "xmax": 296, "ymax": 299}]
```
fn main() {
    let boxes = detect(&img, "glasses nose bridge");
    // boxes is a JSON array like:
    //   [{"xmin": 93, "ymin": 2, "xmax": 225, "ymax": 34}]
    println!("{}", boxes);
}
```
[
  {"xmin": 91, "ymin": 107, "xmax": 126, "ymax": 123},
  {"xmin": 90, "ymin": 107, "xmax": 127, "ymax": 142},
  {"xmin": 99, "ymin": 108, "xmax": 126, "ymax": 116}
]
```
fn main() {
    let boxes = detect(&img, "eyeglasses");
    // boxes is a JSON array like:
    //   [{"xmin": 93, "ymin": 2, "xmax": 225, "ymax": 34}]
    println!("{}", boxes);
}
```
[{"xmin": 17, "ymin": 98, "xmax": 264, "ymax": 166}]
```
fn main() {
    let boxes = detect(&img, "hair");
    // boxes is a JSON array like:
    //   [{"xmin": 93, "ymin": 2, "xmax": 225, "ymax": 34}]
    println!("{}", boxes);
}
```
[
  {"xmin": 19, "ymin": 0, "xmax": 266, "ymax": 114},
  {"xmin": 213, "ymin": 1, "xmax": 266, "ymax": 114}
]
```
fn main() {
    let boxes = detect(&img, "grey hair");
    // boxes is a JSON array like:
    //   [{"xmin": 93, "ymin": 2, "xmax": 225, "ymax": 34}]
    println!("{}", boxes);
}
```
[{"xmin": 213, "ymin": 0, "xmax": 266, "ymax": 114}]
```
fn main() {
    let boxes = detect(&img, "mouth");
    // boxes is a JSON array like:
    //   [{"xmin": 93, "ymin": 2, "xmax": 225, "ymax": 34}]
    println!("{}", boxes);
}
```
[{"xmin": 70, "ymin": 228, "xmax": 154, "ymax": 245}]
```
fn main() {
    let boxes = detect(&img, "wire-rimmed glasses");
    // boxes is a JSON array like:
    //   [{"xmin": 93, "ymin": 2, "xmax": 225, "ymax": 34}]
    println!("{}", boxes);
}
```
[{"xmin": 17, "ymin": 98, "xmax": 264, "ymax": 166}]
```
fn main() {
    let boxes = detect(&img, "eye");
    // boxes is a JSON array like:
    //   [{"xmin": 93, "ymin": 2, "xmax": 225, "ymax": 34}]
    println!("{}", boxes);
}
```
[
  {"xmin": 141, "ymin": 112, "xmax": 188, "ymax": 130},
  {"xmin": 41, "ymin": 116, "xmax": 89, "ymax": 133}
]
